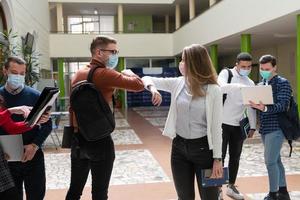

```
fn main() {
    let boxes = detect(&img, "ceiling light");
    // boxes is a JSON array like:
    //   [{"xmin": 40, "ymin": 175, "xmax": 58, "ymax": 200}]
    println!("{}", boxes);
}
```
[{"xmin": 94, "ymin": 9, "xmax": 98, "ymax": 15}]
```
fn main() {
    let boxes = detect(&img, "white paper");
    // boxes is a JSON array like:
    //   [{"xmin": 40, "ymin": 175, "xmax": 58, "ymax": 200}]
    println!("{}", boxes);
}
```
[
  {"xmin": 0, "ymin": 135, "xmax": 23, "ymax": 162},
  {"xmin": 241, "ymin": 85, "xmax": 274, "ymax": 105}
]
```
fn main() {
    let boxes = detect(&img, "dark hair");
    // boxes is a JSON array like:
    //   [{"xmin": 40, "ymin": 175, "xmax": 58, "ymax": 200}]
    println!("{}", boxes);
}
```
[
  {"xmin": 259, "ymin": 55, "xmax": 276, "ymax": 67},
  {"xmin": 90, "ymin": 36, "xmax": 117, "ymax": 55},
  {"xmin": 4, "ymin": 56, "xmax": 26, "ymax": 69},
  {"xmin": 236, "ymin": 52, "xmax": 252, "ymax": 63}
]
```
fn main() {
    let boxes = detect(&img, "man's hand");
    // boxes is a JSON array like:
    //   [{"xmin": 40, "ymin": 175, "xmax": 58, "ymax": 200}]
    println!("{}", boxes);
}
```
[
  {"xmin": 22, "ymin": 144, "xmax": 38, "ymax": 162},
  {"xmin": 248, "ymin": 129, "xmax": 255, "ymax": 138},
  {"xmin": 149, "ymin": 86, "xmax": 162, "ymax": 106},
  {"xmin": 36, "ymin": 111, "xmax": 50, "ymax": 126},
  {"xmin": 249, "ymin": 100, "xmax": 265, "ymax": 112},
  {"xmin": 4, "ymin": 153, "xmax": 10, "ymax": 160},
  {"xmin": 8, "ymin": 106, "xmax": 32, "ymax": 118}
]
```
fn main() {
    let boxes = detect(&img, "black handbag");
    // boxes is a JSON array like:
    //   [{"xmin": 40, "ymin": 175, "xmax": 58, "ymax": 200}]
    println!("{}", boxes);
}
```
[
  {"xmin": 62, "ymin": 126, "xmax": 74, "ymax": 148},
  {"xmin": 239, "ymin": 117, "xmax": 250, "ymax": 140}
]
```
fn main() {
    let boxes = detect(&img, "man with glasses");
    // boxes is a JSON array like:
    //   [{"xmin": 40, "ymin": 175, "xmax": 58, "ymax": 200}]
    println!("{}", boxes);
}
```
[
  {"xmin": 217, "ymin": 52, "xmax": 257, "ymax": 200},
  {"xmin": 66, "ymin": 36, "xmax": 144, "ymax": 200}
]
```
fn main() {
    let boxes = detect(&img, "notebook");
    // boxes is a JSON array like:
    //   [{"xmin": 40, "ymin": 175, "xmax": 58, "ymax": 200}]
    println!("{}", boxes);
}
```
[{"xmin": 198, "ymin": 167, "xmax": 229, "ymax": 187}]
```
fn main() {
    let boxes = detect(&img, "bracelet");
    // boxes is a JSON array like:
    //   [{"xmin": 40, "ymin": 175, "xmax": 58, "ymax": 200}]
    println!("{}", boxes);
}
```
[{"xmin": 31, "ymin": 143, "xmax": 39, "ymax": 151}]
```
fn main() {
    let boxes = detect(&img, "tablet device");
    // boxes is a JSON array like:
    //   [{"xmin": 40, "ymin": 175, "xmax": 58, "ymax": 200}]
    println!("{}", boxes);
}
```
[{"xmin": 241, "ymin": 85, "xmax": 274, "ymax": 105}]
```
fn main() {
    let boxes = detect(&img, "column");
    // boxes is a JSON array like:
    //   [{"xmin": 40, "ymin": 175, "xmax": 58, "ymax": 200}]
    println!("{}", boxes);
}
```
[
  {"xmin": 210, "ymin": 44, "xmax": 219, "ymax": 72},
  {"xmin": 209, "ymin": 0, "xmax": 217, "ymax": 7},
  {"xmin": 189, "ymin": 0, "xmax": 195, "ymax": 20},
  {"xmin": 165, "ymin": 15, "xmax": 169, "ymax": 33},
  {"xmin": 57, "ymin": 58, "xmax": 65, "ymax": 110},
  {"xmin": 117, "ymin": 57, "xmax": 126, "ymax": 109},
  {"xmin": 118, "ymin": 4, "xmax": 124, "ymax": 33},
  {"xmin": 56, "ymin": 3, "xmax": 64, "ymax": 33},
  {"xmin": 297, "ymin": 15, "xmax": 300, "ymax": 107},
  {"xmin": 241, "ymin": 34, "xmax": 251, "ymax": 53},
  {"xmin": 175, "ymin": 4, "xmax": 181, "ymax": 30}
]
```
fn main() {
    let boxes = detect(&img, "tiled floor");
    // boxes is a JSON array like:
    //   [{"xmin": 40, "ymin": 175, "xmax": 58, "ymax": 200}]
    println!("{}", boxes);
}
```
[{"xmin": 42, "ymin": 107, "xmax": 300, "ymax": 200}]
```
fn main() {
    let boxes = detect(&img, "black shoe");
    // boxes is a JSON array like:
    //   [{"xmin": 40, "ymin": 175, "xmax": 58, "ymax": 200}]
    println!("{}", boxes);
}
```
[
  {"xmin": 278, "ymin": 192, "xmax": 291, "ymax": 200},
  {"xmin": 263, "ymin": 193, "xmax": 279, "ymax": 200}
]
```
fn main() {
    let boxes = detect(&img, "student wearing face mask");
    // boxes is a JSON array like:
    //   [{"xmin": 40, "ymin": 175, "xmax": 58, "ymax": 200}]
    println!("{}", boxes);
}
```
[
  {"xmin": 250, "ymin": 55, "xmax": 291, "ymax": 200},
  {"xmin": 217, "ymin": 53, "xmax": 257, "ymax": 200},
  {"xmin": 0, "ymin": 56, "xmax": 52, "ymax": 200},
  {"xmin": 66, "ymin": 36, "xmax": 144, "ymax": 200},
  {"xmin": 142, "ymin": 44, "xmax": 223, "ymax": 200}
]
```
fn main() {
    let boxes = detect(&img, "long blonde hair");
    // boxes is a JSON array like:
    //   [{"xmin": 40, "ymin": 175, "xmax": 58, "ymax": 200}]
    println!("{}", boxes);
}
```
[{"xmin": 182, "ymin": 44, "xmax": 218, "ymax": 97}]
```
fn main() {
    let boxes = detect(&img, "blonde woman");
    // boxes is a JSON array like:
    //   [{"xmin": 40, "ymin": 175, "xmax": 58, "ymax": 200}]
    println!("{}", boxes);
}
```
[{"xmin": 142, "ymin": 44, "xmax": 223, "ymax": 200}]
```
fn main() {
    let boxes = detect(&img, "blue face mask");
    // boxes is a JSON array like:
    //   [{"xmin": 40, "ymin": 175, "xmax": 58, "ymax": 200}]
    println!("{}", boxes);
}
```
[
  {"xmin": 239, "ymin": 69, "xmax": 251, "ymax": 77},
  {"xmin": 7, "ymin": 74, "xmax": 25, "ymax": 89},
  {"xmin": 107, "ymin": 54, "xmax": 119, "ymax": 69},
  {"xmin": 260, "ymin": 70, "xmax": 272, "ymax": 80}
]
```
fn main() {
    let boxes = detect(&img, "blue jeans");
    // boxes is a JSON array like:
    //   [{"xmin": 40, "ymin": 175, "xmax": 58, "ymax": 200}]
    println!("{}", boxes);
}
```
[{"xmin": 261, "ymin": 129, "xmax": 287, "ymax": 192}]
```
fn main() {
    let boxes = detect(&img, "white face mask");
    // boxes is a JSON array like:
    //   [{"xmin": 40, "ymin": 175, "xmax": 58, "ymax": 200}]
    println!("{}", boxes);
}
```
[{"xmin": 7, "ymin": 74, "xmax": 25, "ymax": 89}]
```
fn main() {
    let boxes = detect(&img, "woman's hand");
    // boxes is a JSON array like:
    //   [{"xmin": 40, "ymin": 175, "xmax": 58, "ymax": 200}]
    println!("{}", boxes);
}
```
[
  {"xmin": 149, "ymin": 85, "xmax": 162, "ymax": 106},
  {"xmin": 249, "ymin": 100, "xmax": 265, "ymax": 112},
  {"xmin": 210, "ymin": 159, "xmax": 223, "ymax": 179},
  {"xmin": 8, "ymin": 106, "xmax": 32, "ymax": 118}
]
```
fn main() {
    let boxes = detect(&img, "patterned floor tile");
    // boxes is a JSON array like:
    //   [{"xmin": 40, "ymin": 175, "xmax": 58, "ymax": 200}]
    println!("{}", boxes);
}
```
[
  {"xmin": 112, "ymin": 129, "xmax": 142, "ymax": 145},
  {"xmin": 223, "ymin": 142, "xmax": 300, "ymax": 177},
  {"xmin": 135, "ymin": 110, "xmax": 168, "ymax": 117},
  {"xmin": 246, "ymin": 191, "xmax": 300, "ymax": 200},
  {"xmin": 45, "ymin": 150, "xmax": 170, "ymax": 190},
  {"xmin": 145, "ymin": 117, "xmax": 167, "ymax": 127}
]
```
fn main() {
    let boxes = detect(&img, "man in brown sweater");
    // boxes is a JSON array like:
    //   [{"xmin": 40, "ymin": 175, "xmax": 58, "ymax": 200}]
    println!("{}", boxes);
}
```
[{"xmin": 66, "ymin": 36, "xmax": 144, "ymax": 200}]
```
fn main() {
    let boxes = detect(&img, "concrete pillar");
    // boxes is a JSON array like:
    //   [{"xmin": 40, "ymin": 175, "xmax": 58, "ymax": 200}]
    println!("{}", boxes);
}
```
[
  {"xmin": 56, "ymin": 3, "xmax": 64, "ymax": 33},
  {"xmin": 165, "ymin": 15, "xmax": 169, "ymax": 33},
  {"xmin": 241, "ymin": 34, "xmax": 252, "ymax": 53},
  {"xmin": 175, "ymin": 4, "xmax": 181, "ymax": 30},
  {"xmin": 209, "ymin": 0, "xmax": 217, "ymax": 7},
  {"xmin": 118, "ymin": 4, "xmax": 123, "ymax": 33},
  {"xmin": 210, "ymin": 44, "xmax": 219, "ymax": 72},
  {"xmin": 189, "ymin": 0, "xmax": 195, "ymax": 20},
  {"xmin": 297, "ymin": 15, "xmax": 300, "ymax": 107}
]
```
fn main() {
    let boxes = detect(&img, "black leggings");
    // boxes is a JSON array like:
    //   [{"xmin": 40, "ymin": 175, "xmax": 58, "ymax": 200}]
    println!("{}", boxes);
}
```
[
  {"xmin": 221, "ymin": 124, "xmax": 244, "ymax": 184},
  {"xmin": 0, "ymin": 187, "xmax": 18, "ymax": 200},
  {"xmin": 171, "ymin": 135, "xmax": 219, "ymax": 200}
]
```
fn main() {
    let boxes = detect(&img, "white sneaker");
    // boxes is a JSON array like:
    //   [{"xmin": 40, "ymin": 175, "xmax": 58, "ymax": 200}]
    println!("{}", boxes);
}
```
[
  {"xmin": 226, "ymin": 184, "xmax": 244, "ymax": 200},
  {"xmin": 218, "ymin": 188, "xmax": 224, "ymax": 200}
]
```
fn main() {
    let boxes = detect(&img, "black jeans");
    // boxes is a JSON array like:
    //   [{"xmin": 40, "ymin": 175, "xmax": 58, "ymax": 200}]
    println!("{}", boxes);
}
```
[
  {"xmin": 171, "ymin": 135, "xmax": 219, "ymax": 200},
  {"xmin": 221, "ymin": 124, "xmax": 244, "ymax": 184},
  {"xmin": 8, "ymin": 150, "xmax": 46, "ymax": 200},
  {"xmin": 66, "ymin": 134, "xmax": 115, "ymax": 200}
]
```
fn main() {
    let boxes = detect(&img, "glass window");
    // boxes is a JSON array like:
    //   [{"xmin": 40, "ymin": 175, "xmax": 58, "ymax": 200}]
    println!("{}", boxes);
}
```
[
  {"xmin": 83, "ymin": 16, "xmax": 99, "ymax": 34},
  {"xmin": 152, "ymin": 58, "xmax": 175, "ymax": 68},
  {"xmin": 126, "ymin": 59, "xmax": 150, "ymax": 68},
  {"xmin": 68, "ymin": 16, "xmax": 83, "ymax": 34},
  {"xmin": 100, "ymin": 16, "xmax": 114, "ymax": 34}
]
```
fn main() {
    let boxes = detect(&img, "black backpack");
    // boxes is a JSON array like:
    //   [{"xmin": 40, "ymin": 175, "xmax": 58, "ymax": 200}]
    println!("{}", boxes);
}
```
[
  {"xmin": 274, "ymin": 78, "xmax": 300, "ymax": 157},
  {"xmin": 222, "ymin": 68, "xmax": 233, "ymax": 104},
  {"xmin": 278, "ymin": 95, "xmax": 300, "ymax": 157},
  {"xmin": 70, "ymin": 66, "xmax": 115, "ymax": 142}
]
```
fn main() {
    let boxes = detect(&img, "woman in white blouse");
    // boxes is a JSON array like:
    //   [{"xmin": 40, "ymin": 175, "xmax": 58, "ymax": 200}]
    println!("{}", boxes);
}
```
[{"xmin": 142, "ymin": 44, "xmax": 223, "ymax": 200}]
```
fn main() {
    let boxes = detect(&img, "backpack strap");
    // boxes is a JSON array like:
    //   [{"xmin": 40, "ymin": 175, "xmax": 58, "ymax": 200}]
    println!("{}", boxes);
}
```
[
  {"xmin": 222, "ymin": 68, "xmax": 233, "ymax": 105},
  {"xmin": 87, "ymin": 66, "xmax": 101, "ymax": 83}
]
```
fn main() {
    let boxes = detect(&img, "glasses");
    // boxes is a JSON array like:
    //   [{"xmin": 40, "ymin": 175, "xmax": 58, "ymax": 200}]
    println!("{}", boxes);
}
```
[{"xmin": 100, "ymin": 49, "xmax": 119, "ymax": 55}]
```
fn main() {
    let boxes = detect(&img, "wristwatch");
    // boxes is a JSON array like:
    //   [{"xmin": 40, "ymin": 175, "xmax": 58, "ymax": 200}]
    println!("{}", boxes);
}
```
[
  {"xmin": 214, "ymin": 158, "xmax": 222, "ymax": 162},
  {"xmin": 31, "ymin": 143, "xmax": 39, "ymax": 151}
]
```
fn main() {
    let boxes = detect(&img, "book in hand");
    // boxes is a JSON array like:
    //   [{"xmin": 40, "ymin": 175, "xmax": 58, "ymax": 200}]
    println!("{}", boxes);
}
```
[
  {"xmin": 199, "ymin": 167, "xmax": 229, "ymax": 187},
  {"xmin": 25, "ymin": 87, "xmax": 59, "ymax": 126}
]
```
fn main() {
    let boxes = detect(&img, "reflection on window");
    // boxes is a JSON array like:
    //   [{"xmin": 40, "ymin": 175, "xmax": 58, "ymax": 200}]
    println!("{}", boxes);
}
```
[
  {"xmin": 152, "ymin": 59, "xmax": 175, "ymax": 68},
  {"xmin": 126, "ymin": 59, "xmax": 150, "ymax": 68},
  {"xmin": 67, "ymin": 15, "xmax": 114, "ymax": 34}
]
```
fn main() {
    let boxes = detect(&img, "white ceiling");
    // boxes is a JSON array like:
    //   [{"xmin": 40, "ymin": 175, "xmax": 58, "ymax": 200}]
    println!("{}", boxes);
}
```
[{"xmin": 212, "ymin": 11, "xmax": 298, "ymax": 56}]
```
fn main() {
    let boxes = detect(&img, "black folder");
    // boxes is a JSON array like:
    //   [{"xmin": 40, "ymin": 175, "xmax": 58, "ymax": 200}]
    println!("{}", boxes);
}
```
[{"xmin": 25, "ymin": 87, "xmax": 59, "ymax": 126}]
